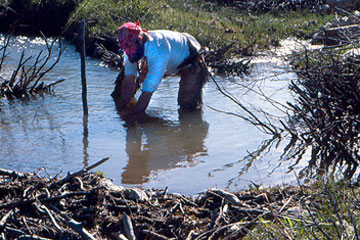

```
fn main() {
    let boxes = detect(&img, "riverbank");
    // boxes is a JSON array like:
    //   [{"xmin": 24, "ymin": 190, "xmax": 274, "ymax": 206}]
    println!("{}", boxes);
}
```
[
  {"xmin": 1, "ymin": 163, "xmax": 358, "ymax": 240},
  {"xmin": 0, "ymin": 0, "xmax": 338, "ymax": 74}
]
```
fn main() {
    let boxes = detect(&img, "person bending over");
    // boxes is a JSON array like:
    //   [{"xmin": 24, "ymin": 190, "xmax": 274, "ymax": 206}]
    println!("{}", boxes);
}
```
[{"xmin": 111, "ymin": 21, "xmax": 208, "ymax": 121}]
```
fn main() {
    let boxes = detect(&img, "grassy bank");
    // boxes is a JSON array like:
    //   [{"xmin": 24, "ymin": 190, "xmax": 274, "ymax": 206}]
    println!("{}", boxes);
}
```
[
  {"xmin": 246, "ymin": 179, "xmax": 360, "ymax": 240},
  {"xmin": 68, "ymin": 0, "xmax": 335, "ymax": 55},
  {"xmin": 1, "ymin": 0, "xmax": 336, "ymax": 56}
]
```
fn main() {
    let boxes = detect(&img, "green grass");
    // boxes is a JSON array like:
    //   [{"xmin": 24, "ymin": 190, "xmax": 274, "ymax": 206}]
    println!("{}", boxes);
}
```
[
  {"xmin": 69, "ymin": 0, "xmax": 336, "ymax": 56},
  {"xmin": 245, "ymin": 180, "xmax": 360, "ymax": 240}
]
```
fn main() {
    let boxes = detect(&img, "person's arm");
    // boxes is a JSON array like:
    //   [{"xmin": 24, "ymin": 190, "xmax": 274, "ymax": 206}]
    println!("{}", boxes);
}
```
[
  {"xmin": 123, "ymin": 91, "xmax": 152, "ymax": 125},
  {"xmin": 133, "ymin": 91, "xmax": 153, "ymax": 117},
  {"xmin": 118, "ymin": 75, "xmax": 136, "ymax": 109}
]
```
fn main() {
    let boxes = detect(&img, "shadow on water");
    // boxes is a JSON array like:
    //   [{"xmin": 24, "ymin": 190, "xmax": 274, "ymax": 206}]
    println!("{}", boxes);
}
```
[{"xmin": 117, "ymin": 108, "xmax": 209, "ymax": 184}]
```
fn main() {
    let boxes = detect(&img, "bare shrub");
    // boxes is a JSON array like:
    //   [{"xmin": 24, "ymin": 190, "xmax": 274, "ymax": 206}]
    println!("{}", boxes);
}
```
[
  {"xmin": 283, "ymin": 47, "xmax": 360, "ymax": 179},
  {"xmin": 0, "ymin": 34, "xmax": 65, "ymax": 99}
]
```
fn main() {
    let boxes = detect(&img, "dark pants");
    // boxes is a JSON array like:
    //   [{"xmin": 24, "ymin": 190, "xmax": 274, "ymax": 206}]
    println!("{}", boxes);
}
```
[{"xmin": 178, "ymin": 56, "xmax": 208, "ymax": 110}]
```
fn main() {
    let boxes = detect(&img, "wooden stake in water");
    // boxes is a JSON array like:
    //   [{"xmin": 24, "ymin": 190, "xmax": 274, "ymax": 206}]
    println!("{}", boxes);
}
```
[{"xmin": 80, "ymin": 18, "xmax": 88, "ymax": 115}]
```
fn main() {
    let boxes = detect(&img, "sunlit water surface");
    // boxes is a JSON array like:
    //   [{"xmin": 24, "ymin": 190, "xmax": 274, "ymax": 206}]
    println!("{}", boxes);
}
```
[{"xmin": 0, "ymin": 35, "xmax": 303, "ymax": 194}]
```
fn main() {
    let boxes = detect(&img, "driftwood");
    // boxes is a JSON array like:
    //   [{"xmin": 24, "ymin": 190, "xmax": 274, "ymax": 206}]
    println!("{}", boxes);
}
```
[
  {"xmin": 2, "ymin": 161, "xmax": 360, "ymax": 239},
  {"xmin": 0, "ymin": 160, "xmax": 317, "ymax": 240},
  {"xmin": 0, "ymin": 168, "xmax": 31, "ymax": 179},
  {"xmin": 49, "ymin": 157, "xmax": 109, "ymax": 189},
  {"xmin": 311, "ymin": 10, "xmax": 360, "ymax": 46}
]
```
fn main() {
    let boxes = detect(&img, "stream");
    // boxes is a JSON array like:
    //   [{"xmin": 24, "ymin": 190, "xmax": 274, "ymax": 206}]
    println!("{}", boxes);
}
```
[{"xmin": 0, "ymin": 35, "xmax": 303, "ymax": 194}]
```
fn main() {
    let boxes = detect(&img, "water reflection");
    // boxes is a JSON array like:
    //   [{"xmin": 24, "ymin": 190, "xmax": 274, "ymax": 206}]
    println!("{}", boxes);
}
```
[
  {"xmin": 120, "ymin": 110, "xmax": 209, "ymax": 184},
  {"xmin": 0, "ymin": 34, "xmax": 301, "ymax": 193}
]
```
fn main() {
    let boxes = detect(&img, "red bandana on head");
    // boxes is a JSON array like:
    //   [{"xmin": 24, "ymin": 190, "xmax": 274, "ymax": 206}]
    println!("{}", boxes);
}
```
[{"xmin": 117, "ymin": 20, "xmax": 146, "ymax": 56}]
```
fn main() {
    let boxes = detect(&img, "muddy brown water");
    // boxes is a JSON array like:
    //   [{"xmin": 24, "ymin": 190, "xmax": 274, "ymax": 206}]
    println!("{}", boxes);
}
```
[{"xmin": 0, "ymin": 35, "xmax": 304, "ymax": 194}]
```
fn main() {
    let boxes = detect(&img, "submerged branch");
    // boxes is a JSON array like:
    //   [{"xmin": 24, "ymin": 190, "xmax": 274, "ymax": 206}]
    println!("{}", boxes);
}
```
[{"xmin": 208, "ymin": 72, "xmax": 281, "ymax": 137}]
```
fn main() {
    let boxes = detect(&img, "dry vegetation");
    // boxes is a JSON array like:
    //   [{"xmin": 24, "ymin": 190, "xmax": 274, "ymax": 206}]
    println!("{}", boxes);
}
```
[
  {"xmin": 0, "ymin": 35, "xmax": 64, "ymax": 99},
  {"xmin": 283, "ymin": 46, "xmax": 360, "ymax": 179},
  {"xmin": 2, "ymin": 160, "xmax": 360, "ymax": 240},
  {"xmin": 0, "ymin": 159, "xmax": 318, "ymax": 240}
]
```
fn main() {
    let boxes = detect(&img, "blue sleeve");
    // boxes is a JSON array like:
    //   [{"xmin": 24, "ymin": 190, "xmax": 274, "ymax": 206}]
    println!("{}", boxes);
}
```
[
  {"xmin": 142, "ymin": 56, "xmax": 168, "ymax": 93},
  {"xmin": 141, "ymin": 42, "xmax": 170, "ymax": 93}
]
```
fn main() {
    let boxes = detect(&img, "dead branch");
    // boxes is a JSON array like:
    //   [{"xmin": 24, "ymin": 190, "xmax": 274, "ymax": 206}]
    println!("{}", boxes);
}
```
[
  {"xmin": 0, "ymin": 34, "xmax": 66, "ymax": 99},
  {"xmin": 0, "ymin": 164, "xmax": 348, "ymax": 239},
  {"xmin": 50, "ymin": 157, "xmax": 109, "ymax": 188},
  {"xmin": 281, "ymin": 44, "xmax": 360, "ymax": 179},
  {"xmin": 123, "ymin": 213, "xmax": 136, "ymax": 240},
  {"xmin": 0, "ymin": 34, "xmax": 10, "ymax": 72},
  {"xmin": 49, "ymin": 204, "xmax": 96, "ymax": 240},
  {"xmin": 0, "ymin": 168, "xmax": 32, "ymax": 179}
]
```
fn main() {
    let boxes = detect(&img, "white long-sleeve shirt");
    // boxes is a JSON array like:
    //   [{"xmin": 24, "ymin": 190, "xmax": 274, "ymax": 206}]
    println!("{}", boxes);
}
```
[{"xmin": 123, "ymin": 30, "xmax": 200, "ymax": 93}]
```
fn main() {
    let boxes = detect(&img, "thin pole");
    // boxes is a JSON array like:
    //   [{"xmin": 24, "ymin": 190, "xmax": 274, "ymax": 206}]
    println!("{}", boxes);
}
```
[{"xmin": 80, "ymin": 18, "xmax": 88, "ymax": 115}]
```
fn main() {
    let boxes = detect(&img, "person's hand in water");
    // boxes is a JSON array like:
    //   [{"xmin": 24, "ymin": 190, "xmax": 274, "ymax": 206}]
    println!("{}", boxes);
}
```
[{"xmin": 123, "ymin": 111, "xmax": 147, "ymax": 126}]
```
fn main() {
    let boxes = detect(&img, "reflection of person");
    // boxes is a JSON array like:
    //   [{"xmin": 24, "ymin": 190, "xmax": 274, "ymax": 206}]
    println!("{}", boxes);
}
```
[
  {"xmin": 111, "ymin": 21, "xmax": 208, "ymax": 121},
  {"xmin": 121, "ymin": 110, "xmax": 209, "ymax": 185}
]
